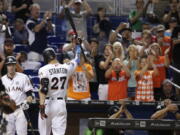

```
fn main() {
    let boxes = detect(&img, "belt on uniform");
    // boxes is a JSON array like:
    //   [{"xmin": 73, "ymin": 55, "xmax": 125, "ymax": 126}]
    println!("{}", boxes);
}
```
[{"xmin": 45, "ymin": 97, "xmax": 63, "ymax": 100}]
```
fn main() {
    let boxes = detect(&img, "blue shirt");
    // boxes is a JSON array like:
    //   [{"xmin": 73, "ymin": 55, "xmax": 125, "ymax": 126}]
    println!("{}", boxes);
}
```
[{"xmin": 124, "ymin": 59, "xmax": 138, "ymax": 87}]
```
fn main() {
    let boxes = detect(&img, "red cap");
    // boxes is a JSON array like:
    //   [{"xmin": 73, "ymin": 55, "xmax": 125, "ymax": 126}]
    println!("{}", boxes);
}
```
[{"xmin": 68, "ymin": 29, "xmax": 76, "ymax": 36}]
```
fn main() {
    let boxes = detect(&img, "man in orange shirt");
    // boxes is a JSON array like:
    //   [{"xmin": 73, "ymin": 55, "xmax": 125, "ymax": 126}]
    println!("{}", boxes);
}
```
[
  {"xmin": 105, "ymin": 58, "xmax": 130, "ymax": 101},
  {"xmin": 67, "ymin": 54, "xmax": 94, "ymax": 100},
  {"xmin": 149, "ymin": 43, "xmax": 170, "ymax": 100}
]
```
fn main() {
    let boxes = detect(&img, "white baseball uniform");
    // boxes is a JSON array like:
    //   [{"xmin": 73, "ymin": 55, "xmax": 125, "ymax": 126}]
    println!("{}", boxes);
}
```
[
  {"xmin": 38, "ymin": 60, "xmax": 77, "ymax": 135},
  {"xmin": 1, "ymin": 72, "xmax": 33, "ymax": 135}
]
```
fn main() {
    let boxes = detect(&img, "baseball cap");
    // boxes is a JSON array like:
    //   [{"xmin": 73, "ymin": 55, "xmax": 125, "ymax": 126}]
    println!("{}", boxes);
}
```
[
  {"xmin": 5, "ymin": 56, "xmax": 16, "ymax": 65},
  {"xmin": 67, "ymin": 29, "xmax": 76, "ymax": 36},
  {"xmin": 169, "ymin": 17, "xmax": 177, "ymax": 23},
  {"xmin": 4, "ymin": 38, "xmax": 14, "ymax": 46},
  {"xmin": 74, "ymin": 0, "xmax": 82, "ymax": 4},
  {"xmin": 156, "ymin": 24, "xmax": 165, "ymax": 32}
]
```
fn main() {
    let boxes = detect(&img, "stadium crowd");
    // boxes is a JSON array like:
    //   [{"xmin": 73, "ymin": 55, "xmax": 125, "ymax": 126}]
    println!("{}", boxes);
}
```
[
  {"xmin": 0, "ymin": 0, "xmax": 180, "ymax": 103},
  {"xmin": 1, "ymin": 0, "xmax": 180, "ymax": 135}
]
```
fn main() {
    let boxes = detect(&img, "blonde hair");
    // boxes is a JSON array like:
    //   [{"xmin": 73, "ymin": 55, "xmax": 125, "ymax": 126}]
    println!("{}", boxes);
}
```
[
  {"xmin": 127, "ymin": 44, "xmax": 138, "ymax": 59},
  {"xmin": 112, "ymin": 42, "xmax": 125, "ymax": 60},
  {"xmin": 127, "ymin": 44, "xmax": 137, "ymax": 52}
]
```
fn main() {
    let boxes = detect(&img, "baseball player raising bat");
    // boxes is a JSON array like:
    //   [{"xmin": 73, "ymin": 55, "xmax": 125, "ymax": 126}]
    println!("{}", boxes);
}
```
[
  {"xmin": 1, "ymin": 56, "xmax": 34, "ymax": 135},
  {"xmin": 64, "ymin": 6, "xmax": 88, "ymax": 62},
  {"xmin": 38, "ymin": 46, "xmax": 81, "ymax": 135}
]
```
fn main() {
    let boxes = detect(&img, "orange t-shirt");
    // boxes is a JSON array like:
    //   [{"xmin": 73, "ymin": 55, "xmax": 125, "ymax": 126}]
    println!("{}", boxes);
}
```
[
  {"xmin": 135, "ymin": 70, "xmax": 155, "ymax": 102},
  {"xmin": 153, "ymin": 56, "xmax": 166, "ymax": 88},
  {"xmin": 67, "ymin": 64, "xmax": 92, "ymax": 100},
  {"xmin": 108, "ymin": 70, "xmax": 129, "ymax": 101}
]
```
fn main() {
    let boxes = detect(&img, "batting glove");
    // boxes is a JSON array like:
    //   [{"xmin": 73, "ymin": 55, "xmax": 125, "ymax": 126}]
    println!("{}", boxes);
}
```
[{"xmin": 21, "ymin": 101, "xmax": 29, "ymax": 110}]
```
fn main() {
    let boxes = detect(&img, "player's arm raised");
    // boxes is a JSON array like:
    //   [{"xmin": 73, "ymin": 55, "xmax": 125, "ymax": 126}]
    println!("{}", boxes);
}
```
[{"xmin": 67, "ymin": 44, "xmax": 82, "ymax": 70}]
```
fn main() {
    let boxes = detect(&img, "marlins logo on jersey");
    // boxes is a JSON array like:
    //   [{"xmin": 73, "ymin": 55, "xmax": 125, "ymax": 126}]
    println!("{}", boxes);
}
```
[{"xmin": 1, "ymin": 72, "xmax": 33, "ymax": 105}]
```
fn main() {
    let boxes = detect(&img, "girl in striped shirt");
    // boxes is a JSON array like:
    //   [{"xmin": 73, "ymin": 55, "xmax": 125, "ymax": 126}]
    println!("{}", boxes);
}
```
[{"xmin": 135, "ymin": 55, "xmax": 158, "ymax": 102}]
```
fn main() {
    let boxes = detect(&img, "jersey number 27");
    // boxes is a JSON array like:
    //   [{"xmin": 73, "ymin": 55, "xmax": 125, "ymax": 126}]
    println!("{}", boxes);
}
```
[{"xmin": 51, "ymin": 77, "xmax": 67, "ymax": 90}]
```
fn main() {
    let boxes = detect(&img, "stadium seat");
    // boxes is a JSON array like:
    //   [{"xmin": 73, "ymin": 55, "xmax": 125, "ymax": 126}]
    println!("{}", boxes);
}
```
[
  {"xmin": 33, "ymin": 84, "xmax": 40, "ymax": 98},
  {"xmin": 30, "ymin": 76, "xmax": 40, "ymax": 85},
  {"xmin": 48, "ymin": 43, "xmax": 64, "ymax": 53},
  {"xmin": 47, "ymin": 36, "xmax": 62, "ymax": 44},
  {"xmin": 14, "ymin": 44, "xmax": 30, "ymax": 53},
  {"xmin": 24, "ymin": 69, "xmax": 38, "ymax": 76}
]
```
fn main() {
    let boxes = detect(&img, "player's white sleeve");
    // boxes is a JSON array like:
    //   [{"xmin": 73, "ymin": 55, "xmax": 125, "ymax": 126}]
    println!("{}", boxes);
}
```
[
  {"xmin": 38, "ymin": 68, "xmax": 48, "ymax": 80},
  {"xmin": 65, "ymin": 45, "xmax": 81, "ymax": 76},
  {"xmin": 66, "ymin": 60, "xmax": 77, "ymax": 77},
  {"xmin": 24, "ymin": 75, "xmax": 34, "ymax": 92}
]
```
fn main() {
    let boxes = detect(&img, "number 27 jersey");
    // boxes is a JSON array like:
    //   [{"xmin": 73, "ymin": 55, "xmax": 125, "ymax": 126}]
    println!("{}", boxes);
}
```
[{"xmin": 38, "ymin": 60, "xmax": 77, "ymax": 98}]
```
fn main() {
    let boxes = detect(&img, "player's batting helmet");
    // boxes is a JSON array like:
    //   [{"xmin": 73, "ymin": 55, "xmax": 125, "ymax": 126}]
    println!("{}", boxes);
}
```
[
  {"xmin": 43, "ymin": 48, "xmax": 56, "ymax": 63},
  {"xmin": 5, "ymin": 56, "xmax": 16, "ymax": 65}
]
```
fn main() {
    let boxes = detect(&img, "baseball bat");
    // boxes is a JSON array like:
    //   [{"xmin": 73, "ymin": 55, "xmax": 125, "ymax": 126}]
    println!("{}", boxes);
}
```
[
  {"xmin": 64, "ymin": 7, "xmax": 78, "ymax": 37},
  {"xmin": 22, "ymin": 104, "xmax": 36, "ymax": 135},
  {"xmin": 64, "ymin": 7, "xmax": 88, "ymax": 62},
  {"xmin": 24, "ymin": 110, "xmax": 36, "ymax": 135}
]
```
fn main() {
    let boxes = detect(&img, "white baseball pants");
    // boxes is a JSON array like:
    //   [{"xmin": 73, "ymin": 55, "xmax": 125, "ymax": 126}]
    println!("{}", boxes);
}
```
[
  {"xmin": 4, "ymin": 108, "xmax": 27, "ymax": 135},
  {"xmin": 38, "ymin": 99, "xmax": 67, "ymax": 135}
]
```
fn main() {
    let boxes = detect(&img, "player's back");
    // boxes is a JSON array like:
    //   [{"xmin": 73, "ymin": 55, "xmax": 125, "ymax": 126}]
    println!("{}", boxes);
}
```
[{"xmin": 39, "ymin": 61, "xmax": 76, "ymax": 98}]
